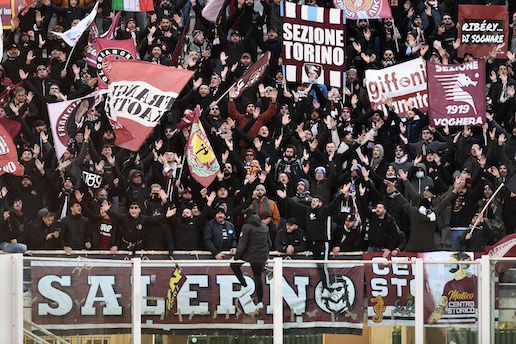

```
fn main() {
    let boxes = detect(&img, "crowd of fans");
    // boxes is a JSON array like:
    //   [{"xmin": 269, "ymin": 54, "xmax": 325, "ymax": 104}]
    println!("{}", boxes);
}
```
[{"xmin": 0, "ymin": 0, "xmax": 516, "ymax": 260}]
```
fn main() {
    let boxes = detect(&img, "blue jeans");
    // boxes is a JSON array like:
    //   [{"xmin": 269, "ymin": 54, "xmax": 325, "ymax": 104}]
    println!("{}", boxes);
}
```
[
  {"xmin": 451, "ymin": 230, "xmax": 467, "ymax": 252},
  {"xmin": 1, "ymin": 242, "xmax": 27, "ymax": 253}
]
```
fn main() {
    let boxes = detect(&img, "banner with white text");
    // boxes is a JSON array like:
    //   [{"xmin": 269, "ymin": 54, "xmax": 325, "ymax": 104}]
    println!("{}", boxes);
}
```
[
  {"xmin": 365, "ymin": 252, "xmax": 480, "ymax": 327},
  {"xmin": 427, "ymin": 60, "xmax": 486, "ymax": 127},
  {"xmin": 30, "ymin": 260, "xmax": 363, "ymax": 334},
  {"xmin": 281, "ymin": 3, "xmax": 346, "ymax": 88},
  {"xmin": 364, "ymin": 58, "xmax": 427, "ymax": 116},
  {"xmin": 458, "ymin": 5, "xmax": 508, "ymax": 59}
]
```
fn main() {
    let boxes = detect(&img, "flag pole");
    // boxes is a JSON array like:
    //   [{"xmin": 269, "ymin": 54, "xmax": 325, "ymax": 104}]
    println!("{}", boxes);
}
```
[
  {"xmin": 176, "ymin": 153, "xmax": 187, "ymax": 185},
  {"xmin": 64, "ymin": 43, "xmax": 78, "ymax": 71},
  {"xmin": 215, "ymin": 81, "xmax": 236, "ymax": 104},
  {"xmin": 469, "ymin": 182, "xmax": 504, "ymax": 235}
]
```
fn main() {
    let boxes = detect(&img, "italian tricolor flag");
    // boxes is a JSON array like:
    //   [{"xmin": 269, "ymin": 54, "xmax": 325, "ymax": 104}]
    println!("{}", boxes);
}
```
[{"xmin": 112, "ymin": 0, "xmax": 153, "ymax": 12}]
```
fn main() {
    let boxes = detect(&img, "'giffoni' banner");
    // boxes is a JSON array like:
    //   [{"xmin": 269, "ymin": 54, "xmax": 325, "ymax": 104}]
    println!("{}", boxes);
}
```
[
  {"xmin": 427, "ymin": 60, "xmax": 486, "ymax": 127},
  {"xmin": 30, "ymin": 260, "xmax": 363, "ymax": 333},
  {"xmin": 365, "ymin": 252, "xmax": 480, "ymax": 327},
  {"xmin": 105, "ymin": 61, "xmax": 194, "ymax": 151},
  {"xmin": 281, "ymin": 3, "xmax": 346, "ymax": 88},
  {"xmin": 333, "ymin": 0, "xmax": 392, "ymax": 19},
  {"xmin": 458, "ymin": 5, "xmax": 508, "ymax": 59},
  {"xmin": 364, "ymin": 58, "xmax": 427, "ymax": 116}
]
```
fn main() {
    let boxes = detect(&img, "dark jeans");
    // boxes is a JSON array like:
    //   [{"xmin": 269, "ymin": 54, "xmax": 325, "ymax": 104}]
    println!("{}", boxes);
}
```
[{"xmin": 230, "ymin": 262, "xmax": 265, "ymax": 302}]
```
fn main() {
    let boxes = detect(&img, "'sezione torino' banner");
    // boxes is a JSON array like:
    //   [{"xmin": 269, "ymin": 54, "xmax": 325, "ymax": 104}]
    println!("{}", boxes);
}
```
[
  {"xmin": 458, "ymin": 5, "xmax": 508, "ymax": 59},
  {"xmin": 365, "ymin": 58, "xmax": 427, "ymax": 116},
  {"xmin": 281, "ymin": 3, "xmax": 346, "ymax": 88},
  {"xmin": 31, "ymin": 261, "xmax": 364, "ymax": 333},
  {"xmin": 427, "ymin": 60, "xmax": 486, "ymax": 127}
]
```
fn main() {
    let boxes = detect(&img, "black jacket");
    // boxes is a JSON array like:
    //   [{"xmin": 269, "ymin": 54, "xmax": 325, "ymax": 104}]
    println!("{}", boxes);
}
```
[
  {"xmin": 168, "ymin": 216, "xmax": 204, "ymax": 250},
  {"xmin": 234, "ymin": 215, "xmax": 270, "ymax": 263},
  {"xmin": 144, "ymin": 221, "xmax": 174, "ymax": 252},
  {"xmin": 286, "ymin": 193, "xmax": 344, "ymax": 242},
  {"xmin": 21, "ymin": 219, "xmax": 61, "ymax": 250},
  {"xmin": 107, "ymin": 209, "xmax": 164, "ymax": 250},
  {"xmin": 274, "ymin": 226, "xmax": 307, "ymax": 252},
  {"xmin": 60, "ymin": 214, "xmax": 91, "ymax": 249}
]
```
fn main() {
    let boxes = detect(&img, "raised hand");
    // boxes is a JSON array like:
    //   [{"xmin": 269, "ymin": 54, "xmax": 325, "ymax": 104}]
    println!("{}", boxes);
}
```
[
  {"xmin": 398, "ymin": 169, "xmax": 408, "ymax": 181},
  {"xmin": 498, "ymin": 133, "xmax": 507, "ymax": 145},
  {"xmin": 277, "ymin": 189, "xmax": 287, "ymax": 199},
  {"xmin": 74, "ymin": 190, "xmax": 84, "ymax": 203}
]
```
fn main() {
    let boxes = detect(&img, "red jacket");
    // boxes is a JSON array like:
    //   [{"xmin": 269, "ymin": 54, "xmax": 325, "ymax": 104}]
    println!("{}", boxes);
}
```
[{"xmin": 228, "ymin": 101, "xmax": 277, "ymax": 137}]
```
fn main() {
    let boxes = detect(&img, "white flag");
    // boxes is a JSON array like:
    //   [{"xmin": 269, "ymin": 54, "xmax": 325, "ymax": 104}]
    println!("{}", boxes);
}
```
[{"xmin": 52, "ymin": 2, "xmax": 99, "ymax": 47}]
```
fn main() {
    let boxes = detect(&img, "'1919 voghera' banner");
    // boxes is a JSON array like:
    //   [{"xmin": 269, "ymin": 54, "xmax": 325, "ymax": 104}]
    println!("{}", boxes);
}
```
[
  {"xmin": 458, "ymin": 5, "xmax": 508, "ymax": 59},
  {"xmin": 365, "ymin": 58, "xmax": 427, "ymax": 116},
  {"xmin": 30, "ymin": 261, "xmax": 363, "ymax": 334},
  {"xmin": 105, "ymin": 60, "xmax": 194, "ymax": 151},
  {"xmin": 281, "ymin": 2, "xmax": 346, "ymax": 88},
  {"xmin": 427, "ymin": 60, "xmax": 486, "ymax": 127}
]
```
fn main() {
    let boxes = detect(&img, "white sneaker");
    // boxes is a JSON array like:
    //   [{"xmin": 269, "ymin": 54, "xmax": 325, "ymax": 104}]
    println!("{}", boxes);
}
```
[
  {"xmin": 256, "ymin": 302, "xmax": 264, "ymax": 312},
  {"xmin": 239, "ymin": 285, "xmax": 252, "ymax": 298}
]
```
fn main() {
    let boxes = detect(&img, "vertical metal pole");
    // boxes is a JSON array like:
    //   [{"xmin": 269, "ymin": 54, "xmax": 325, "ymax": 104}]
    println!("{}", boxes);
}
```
[
  {"xmin": 273, "ymin": 257, "xmax": 283, "ymax": 344},
  {"xmin": 132, "ymin": 258, "xmax": 142, "ymax": 344},
  {"xmin": 13, "ymin": 254, "xmax": 23, "ymax": 344},
  {"xmin": 480, "ymin": 255, "xmax": 491, "ymax": 343},
  {"xmin": 415, "ymin": 258, "xmax": 424, "ymax": 343}
]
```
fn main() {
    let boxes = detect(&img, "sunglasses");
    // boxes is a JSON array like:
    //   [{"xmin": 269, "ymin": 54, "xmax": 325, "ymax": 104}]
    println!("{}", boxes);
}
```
[
  {"xmin": 130, "ymin": 206, "xmax": 139, "ymax": 209},
  {"xmin": 210, "ymin": 107, "xmax": 219, "ymax": 110},
  {"xmin": 99, "ymin": 193, "xmax": 108, "ymax": 196},
  {"xmin": 422, "ymin": 131, "xmax": 431, "ymax": 135},
  {"xmin": 395, "ymin": 149, "xmax": 404, "ymax": 152},
  {"xmin": 37, "ymin": 67, "xmax": 47, "ymax": 71},
  {"xmin": 246, "ymin": 153, "xmax": 254, "ymax": 156}
]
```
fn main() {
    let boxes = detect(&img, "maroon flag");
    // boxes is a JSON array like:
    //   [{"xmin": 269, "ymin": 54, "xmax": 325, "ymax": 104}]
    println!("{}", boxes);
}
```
[
  {"xmin": 458, "ymin": 5, "xmax": 509, "ymax": 59},
  {"xmin": 230, "ymin": 51, "xmax": 271, "ymax": 99},
  {"xmin": 105, "ymin": 60, "xmax": 194, "ymax": 151},
  {"xmin": 170, "ymin": 18, "xmax": 190, "ymax": 68},
  {"xmin": 0, "ymin": 121, "xmax": 24, "ymax": 176},
  {"xmin": 333, "ymin": 0, "xmax": 392, "ymax": 20},
  {"xmin": 486, "ymin": 233, "xmax": 516, "ymax": 273},
  {"xmin": 282, "ymin": 3, "xmax": 346, "ymax": 87},
  {"xmin": 96, "ymin": 37, "xmax": 137, "ymax": 89},
  {"xmin": 0, "ymin": 117, "xmax": 21, "ymax": 139},
  {"xmin": 86, "ymin": 11, "xmax": 122, "ymax": 67},
  {"xmin": 427, "ymin": 60, "xmax": 486, "ymax": 127},
  {"xmin": 176, "ymin": 111, "xmax": 195, "ymax": 130}
]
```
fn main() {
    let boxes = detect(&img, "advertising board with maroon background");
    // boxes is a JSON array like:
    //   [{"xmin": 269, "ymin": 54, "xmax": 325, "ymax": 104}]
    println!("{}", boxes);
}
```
[
  {"xmin": 30, "ymin": 261, "xmax": 363, "ymax": 334},
  {"xmin": 458, "ymin": 5, "xmax": 508, "ymax": 59},
  {"xmin": 427, "ymin": 60, "xmax": 486, "ymax": 127}
]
